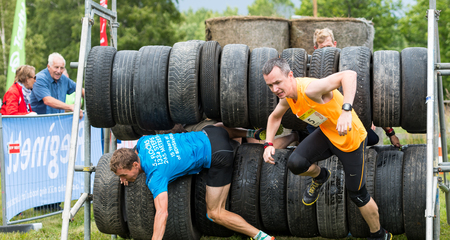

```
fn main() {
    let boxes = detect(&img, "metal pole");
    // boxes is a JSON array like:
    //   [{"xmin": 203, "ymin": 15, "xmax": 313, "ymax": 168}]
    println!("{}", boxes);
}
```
[
  {"xmin": 84, "ymin": 0, "xmax": 93, "ymax": 238},
  {"xmin": 61, "ymin": 16, "xmax": 90, "ymax": 240},
  {"xmin": 84, "ymin": 111, "xmax": 91, "ymax": 240},
  {"xmin": 111, "ymin": 0, "xmax": 117, "ymax": 49},
  {"xmin": 429, "ymin": 0, "xmax": 436, "ymax": 9},
  {"xmin": 434, "ymin": 10, "xmax": 450, "ymax": 227},
  {"xmin": 104, "ymin": 128, "xmax": 110, "ymax": 154},
  {"xmin": 0, "ymin": 114, "xmax": 7, "ymax": 226},
  {"xmin": 71, "ymin": 193, "xmax": 89, "ymax": 219},
  {"xmin": 434, "ymin": 189, "xmax": 440, "ymax": 240},
  {"xmin": 426, "ymin": 8, "xmax": 437, "ymax": 240}
]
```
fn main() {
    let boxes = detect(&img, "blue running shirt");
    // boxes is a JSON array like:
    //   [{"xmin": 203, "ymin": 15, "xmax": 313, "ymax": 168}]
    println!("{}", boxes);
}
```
[{"xmin": 136, "ymin": 131, "xmax": 211, "ymax": 198}]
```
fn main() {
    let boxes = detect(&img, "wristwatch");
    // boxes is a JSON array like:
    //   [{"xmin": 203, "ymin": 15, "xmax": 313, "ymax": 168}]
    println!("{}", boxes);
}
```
[{"xmin": 342, "ymin": 103, "xmax": 352, "ymax": 111}]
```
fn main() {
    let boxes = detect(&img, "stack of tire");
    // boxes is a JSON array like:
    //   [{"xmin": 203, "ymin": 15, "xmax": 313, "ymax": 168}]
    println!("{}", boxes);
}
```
[
  {"xmin": 89, "ymin": 41, "xmax": 429, "ymax": 239},
  {"xmin": 85, "ymin": 41, "xmax": 310, "ymax": 140},
  {"xmin": 85, "ymin": 42, "xmax": 427, "ymax": 137},
  {"xmin": 93, "ymin": 143, "xmax": 427, "ymax": 239}
]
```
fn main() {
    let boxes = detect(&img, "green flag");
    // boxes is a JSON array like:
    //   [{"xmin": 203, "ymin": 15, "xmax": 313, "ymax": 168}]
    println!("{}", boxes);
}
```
[{"xmin": 6, "ymin": 0, "xmax": 26, "ymax": 89}]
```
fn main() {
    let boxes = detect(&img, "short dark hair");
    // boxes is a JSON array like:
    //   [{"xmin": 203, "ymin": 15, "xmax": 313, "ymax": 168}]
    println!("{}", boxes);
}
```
[
  {"xmin": 262, "ymin": 57, "xmax": 290, "ymax": 77},
  {"xmin": 110, "ymin": 148, "xmax": 138, "ymax": 173}
]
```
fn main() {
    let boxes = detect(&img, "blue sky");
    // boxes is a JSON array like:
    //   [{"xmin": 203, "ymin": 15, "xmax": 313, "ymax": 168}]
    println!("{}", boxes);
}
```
[{"xmin": 176, "ymin": 0, "xmax": 417, "ymax": 16}]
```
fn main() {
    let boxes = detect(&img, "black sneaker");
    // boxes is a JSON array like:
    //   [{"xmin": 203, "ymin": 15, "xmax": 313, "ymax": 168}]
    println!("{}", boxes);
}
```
[
  {"xmin": 302, "ymin": 169, "xmax": 330, "ymax": 205},
  {"xmin": 367, "ymin": 230, "xmax": 393, "ymax": 240}
]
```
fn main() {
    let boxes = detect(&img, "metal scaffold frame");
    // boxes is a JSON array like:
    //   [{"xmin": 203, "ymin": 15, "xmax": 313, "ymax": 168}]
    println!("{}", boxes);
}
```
[
  {"xmin": 428, "ymin": 1, "xmax": 450, "ymax": 239},
  {"xmin": 60, "ymin": 0, "xmax": 118, "ymax": 239}
]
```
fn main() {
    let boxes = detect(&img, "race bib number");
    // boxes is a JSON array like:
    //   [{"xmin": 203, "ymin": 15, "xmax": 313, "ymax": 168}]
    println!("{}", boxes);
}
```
[{"xmin": 297, "ymin": 109, "xmax": 327, "ymax": 127}]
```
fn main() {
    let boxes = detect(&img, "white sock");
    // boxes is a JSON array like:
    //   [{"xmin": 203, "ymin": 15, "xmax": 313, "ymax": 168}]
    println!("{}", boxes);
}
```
[
  {"xmin": 254, "ymin": 230, "xmax": 270, "ymax": 240},
  {"xmin": 247, "ymin": 129, "xmax": 257, "ymax": 138}
]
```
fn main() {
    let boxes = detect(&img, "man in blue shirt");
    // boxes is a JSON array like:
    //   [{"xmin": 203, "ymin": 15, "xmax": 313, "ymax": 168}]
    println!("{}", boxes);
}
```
[
  {"xmin": 30, "ymin": 52, "xmax": 84, "ymax": 118},
  {"xmin": 110, "ymin": 125, "xmax": 276, "ymax": 240}
]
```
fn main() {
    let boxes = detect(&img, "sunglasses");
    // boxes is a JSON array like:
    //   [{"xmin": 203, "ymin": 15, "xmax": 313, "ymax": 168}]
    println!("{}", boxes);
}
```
[{"xmin": 30, "ymin": 76, "xmax": 36, "ymax": 79}]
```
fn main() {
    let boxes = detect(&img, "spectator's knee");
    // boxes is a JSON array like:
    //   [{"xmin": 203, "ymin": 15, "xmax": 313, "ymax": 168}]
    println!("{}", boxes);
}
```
[{"xmin": 287, "ymin": 151, "xmax": 311, "ymax": 175}]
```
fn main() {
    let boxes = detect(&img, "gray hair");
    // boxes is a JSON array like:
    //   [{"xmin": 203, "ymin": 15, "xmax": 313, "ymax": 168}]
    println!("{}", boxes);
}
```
[
  {"xmin": 262, "ymin": 57, "xmax": 290, "ymax": 77},
  {"xmin": 48, "ymin": 52, "xmax": 66, "ymax": 67}
]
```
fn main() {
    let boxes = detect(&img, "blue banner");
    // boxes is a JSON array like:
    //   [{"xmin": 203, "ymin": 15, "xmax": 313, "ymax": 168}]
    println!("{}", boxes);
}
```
[{"xmin": 2, "ymin": 114, "xmax": 102, "ymax": 221}]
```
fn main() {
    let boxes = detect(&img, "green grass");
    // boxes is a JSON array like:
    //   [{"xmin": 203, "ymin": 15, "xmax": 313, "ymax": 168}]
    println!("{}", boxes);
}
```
[{"xmin": 0, "ymin": 188, "xmax": 448, "ymax": 239}]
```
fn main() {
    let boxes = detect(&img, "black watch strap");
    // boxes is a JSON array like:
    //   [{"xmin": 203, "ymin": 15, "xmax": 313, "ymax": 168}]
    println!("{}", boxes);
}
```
[{"xmin": 342, "ymin": 103, "xmax": 352, "ymax": 111}]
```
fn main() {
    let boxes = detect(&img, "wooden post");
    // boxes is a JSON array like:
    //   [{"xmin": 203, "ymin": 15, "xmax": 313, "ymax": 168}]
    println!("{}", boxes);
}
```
[{"xmin": 313, "ymin": 0, "xmax": 317, "ymax": 17}]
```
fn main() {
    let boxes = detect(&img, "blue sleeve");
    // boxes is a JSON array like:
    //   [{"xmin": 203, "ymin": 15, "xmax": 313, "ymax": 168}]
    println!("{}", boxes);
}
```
[
  {"xmin": 32, "ymin": 76, "xmax": 51, "ymax": 102},
  {"xmin": 147, "ymin": 172, "xmax": 168, "ymax": 199},
  {"xmin": 66, "ymin": 77, "xmax": 77, "ymax": 95},
  {"xmin": 136, "ymin": 137, "xmax": 144, "ymax": 153}
]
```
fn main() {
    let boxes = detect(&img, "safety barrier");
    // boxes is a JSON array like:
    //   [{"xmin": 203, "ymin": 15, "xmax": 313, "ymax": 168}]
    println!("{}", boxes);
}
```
[{"xmin": 0, "ymin": 113, "xmax": 102, "ymax": 224}]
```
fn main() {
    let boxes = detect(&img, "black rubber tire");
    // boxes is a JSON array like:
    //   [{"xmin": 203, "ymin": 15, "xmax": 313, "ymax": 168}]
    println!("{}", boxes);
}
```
[
  {"xmin": 200, "ymin": 41, "xmax": 222, "ymax": 121},
  {"xmin": 184, "ymin": 119, "xmax": 217, "ymax": 132},
  {"xmin": 230, "ymin": 143, "xmax": 265, "ymax": 231},
  {"xmin": 282, "ymin": 48, "xmax": 308, "ymax": 78},
  {"xmin": 402, "ymin": 144, "xmax": 427, "ymax": 240},
  {"xmin": 286, "ymin": 173, "xmax": 319, "ymax": 237},
  {"xmin": 372, "ymin": 50, "xmax": 401, "ymax": 127},
  {"xmin": 401, "ymin": 47, "xmax": 427, "ymax": 133},
  {"xmin": 111, "ymin": 50, "xmax": 139, "ymax": 125},
  {"xmin": 260, "ymin": 149, "xmax": 292, "ymax": 234},
  {"xmin": 163, "ymin": 175, "xmax": 201, "ymax": 240},
  {"xmin": 317, "ymin": 155, "xmax": 348, "ymax": 238},
  {"xmin": 339, "ymin": 46, "xmax": 372, "ymax": 129},
  {"xmin": 346, "ymin": 148, "xmax": 377, "ymax": 238},
  {"xmin": 375, "ymin": 150, "xmax": 405, "ymax": 235},
  {"xmin": 132, "ymin": 125, "xmax": 156, "ymax": 136},
  {"xmin": 125, "ymin": 173, "xmax": 155, "ymax": 240},
  {"xmin": 168, "ymin": 41, "xmax": 204, "ymax": 125},
  {"xmin": 194, "ymin": 169, "xmax": 234, "ymax": 237},
  {"xmin": 111, "ymin": 124, "xmax": 142, "ymax": 141},
  {"xmin": 371, "ymin": 145, "xmax": 402, "ymax": 153},
  {"xmin": 309, "ymin": 47, "xmax": 340, "ymax": 79},
  {"xmin": 220, "ymin": 44, "xmax": 250, "ymax": 128},
  {"xmin": 93, "ymin": 153, "xmax": 129, "ymax": 237},
  {"xmin": 134, "ymin": 46, "xmax": 174, "ymax": 131},
  {"xmin": 249, "ymin": 47, "xmax": 279, "ymax": 129},
  {"xmin": 280, "ymin": 48, "xmax": 308, "ymax": 131},
  {"xmin": 85, "ymin": 46, "xmax": 116, "ymax": 128}
]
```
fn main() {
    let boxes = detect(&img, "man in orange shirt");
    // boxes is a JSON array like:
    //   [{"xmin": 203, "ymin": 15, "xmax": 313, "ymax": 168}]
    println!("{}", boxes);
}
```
[
  {"xmin": 262, "ymin": 58, "xmax": 392, "ymax": 240},
  {"xmin": 313, "ymin": 27, "xmax": 401, "ymax": 148}
]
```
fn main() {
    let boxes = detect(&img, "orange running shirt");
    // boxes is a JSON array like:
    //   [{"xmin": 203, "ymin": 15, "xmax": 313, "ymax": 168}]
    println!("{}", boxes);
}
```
[{"xmin": 286, "ymin": 78, "xmax": 367, "ymax": 152}]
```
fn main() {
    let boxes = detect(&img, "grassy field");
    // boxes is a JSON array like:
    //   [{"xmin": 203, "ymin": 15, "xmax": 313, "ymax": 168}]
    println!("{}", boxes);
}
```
[
  {"xmin": 0, "ymin": 190, "xmax": 448, "ymax": 239},
  {"xmin": 0, "ymin": 127, "xmax": 448, "ymax": 239}
]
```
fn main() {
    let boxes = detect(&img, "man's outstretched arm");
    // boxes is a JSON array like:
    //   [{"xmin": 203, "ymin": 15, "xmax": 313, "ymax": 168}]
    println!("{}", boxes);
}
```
[{"xmin": 152, "ymin": 192, "xmax": 169, "ymax": 240}]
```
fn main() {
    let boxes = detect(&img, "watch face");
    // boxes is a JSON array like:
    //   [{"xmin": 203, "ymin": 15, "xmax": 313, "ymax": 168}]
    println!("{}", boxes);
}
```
[{"xmin": 342, "ymin": 103, "xmax": 352, "ymax": 111}]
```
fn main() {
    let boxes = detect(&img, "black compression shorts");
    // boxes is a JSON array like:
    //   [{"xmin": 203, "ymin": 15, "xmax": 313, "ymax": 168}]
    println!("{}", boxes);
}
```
[
  {"xmin": 202, "ymin": 125, "xmax": 234, "ymax": 187},
  {"xmin": 289, "ymin": 128, "xmax": 368, "ymax": 192}
]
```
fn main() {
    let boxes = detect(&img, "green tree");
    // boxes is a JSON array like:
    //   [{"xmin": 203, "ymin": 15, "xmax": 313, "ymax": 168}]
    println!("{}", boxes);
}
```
[
  {"xmin": 0, "ymin": 0, "xmax": 21, "ymax": 96},
  {"xmin": 174, "ymin": 6, "xmax": 239, "ymax": 42},
  {"xmin": 399, "ymin": 0, "xmax": 450, "ymax": 95},
  {"xmin": 295, "ymin": 0, "xmax": 404, "ymax": 51},
  {"xmin": 248, "ymin": 0, "xmax": 295, "ymax": 18},
  {"xmin": 25, "ymin": 0, "xmax": 182, "ymax": 78},
  {"xmin": 116, "ymin": 0, "xmax": 181, "ymax": 50}
]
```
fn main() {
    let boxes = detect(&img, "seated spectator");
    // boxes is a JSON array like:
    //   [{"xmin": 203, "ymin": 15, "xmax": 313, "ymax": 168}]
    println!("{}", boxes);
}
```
[{"xmin": 1, "ymin": 65, "xmax": 37, "ymax": 115}]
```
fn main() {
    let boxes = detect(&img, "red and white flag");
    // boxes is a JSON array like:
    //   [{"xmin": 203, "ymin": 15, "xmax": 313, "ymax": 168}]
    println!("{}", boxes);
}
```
[{"xmin": 100, "ymin": 0, "xmax": 108, "ymax": 46}]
